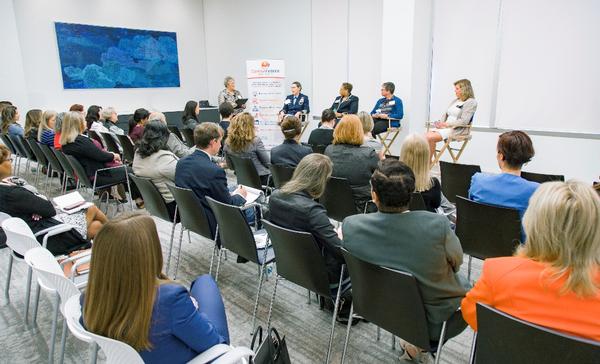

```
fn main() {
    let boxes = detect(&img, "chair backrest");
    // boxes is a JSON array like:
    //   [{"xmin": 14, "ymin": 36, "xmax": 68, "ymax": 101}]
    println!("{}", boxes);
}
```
[
  {"xmin": 409, "ymin": 192, "xmax": 427, "ymax": 211},
  {"xmin": 310, "ymin": 144, "xmax": 327, "ymax": 154},
  {"xmin": 472, "ymin": 303, "xmax": 600, "ymax": 364},
  {"xmin": 520, "ymin": 171, "xmax": 565, "ymax": 184},
  {"xmin": 115, "ymin": 134, "xmax": 135, "ymax": 163},
  {"xmin": 167, "ymin": 185, "xmax": 214, "ymax": 239},
  {"xmin": 64, "ymin": 295, "xmax": 144, "ymax": 364},
  {"xmin": 25, "ymin": 139, "xmax": 49, "ymax": 168},
  {"xmin": 129, "ymin": 174, "xmax": 171, "ymax": 222},
  {"xmin": 269, "ymin": 164, "xmax": 295, "ymax": 189},
  {"xmin": 87, "ymin": 130, "xmax": 105, "ymax": 148},
  {"xmin": 439, "ymin": 161, "xmax": 481, "ymax": 204},
  {"xmin": 206, "ymin": 197, "xmax": 260, "ymax": 264},
  {"xmin": 167, "ymin": 126, "xmax": 183, "ymax": 142},
  {"xmin": 455, "ymin": 196, "xmax": 521, "ymax": 259},
  {"xmin": 2, "ymin": 217, "xmax": 41, "ymax": 256},
  {"xmin": 7, "ymin": 134, "xmax": 28, "ymax": 158},
  {"xmin": 262, "ymin": 220, "xmax": 331, "ymax": 297},
  {"xmin": 228, "ymin": 154, "xmax": 262, "ymax": 190},
  {"xmin": 39, "ymin": 143, "xmax": 64, "ymax": 175},
  {"xmin": 1, "ymin": 134, "xmax": 17, "ymax": 154},
  {"xmin": 66, "ymin": 155, "xmax": 94, "ymax": 188},
  {"xmin": 319, "ymin": 176, "xmax": 358, "ymax": 221},
  {"xmin": 100, "ymin": 132, "xmax": 122, "ymax": 154},
  {"xmin": 53, "ymin": 149, "xmax": 77, "ymax": 182},
  {"xmin": 181, "ymin": 128, "xmax": 195, "ymax": 148},
  {"xmin": 19, "ymin": 136, "xmax": 37, "ymax": 161},
  {"xmin": 341, "ymin": 249, "xmax": 433, "ymax": 350}
]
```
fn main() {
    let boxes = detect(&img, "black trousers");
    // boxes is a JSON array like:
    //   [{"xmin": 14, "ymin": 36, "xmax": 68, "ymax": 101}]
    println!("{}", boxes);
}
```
[{"xmin": 372, "ymin": 118, "xmax": 389, "ymax": 137}]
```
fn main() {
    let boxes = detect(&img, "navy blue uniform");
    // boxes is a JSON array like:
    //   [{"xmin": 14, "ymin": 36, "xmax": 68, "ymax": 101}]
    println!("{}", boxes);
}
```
[{"xmin": 281, "ymin": 93, "xmax": 310, "ymax": 115}]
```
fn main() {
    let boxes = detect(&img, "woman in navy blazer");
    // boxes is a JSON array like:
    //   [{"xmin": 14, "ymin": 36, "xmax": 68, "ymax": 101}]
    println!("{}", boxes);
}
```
[
  {"xmin": 279, "ymin": 81, "xmax": 310, "ymax": 122},
  {"xmin": 83, "ymin": 213, "xmax": 230, "ymax": 364},
  {"xmin": 330, "ymin": 82, "xmax": 359, "ymax": 117}
]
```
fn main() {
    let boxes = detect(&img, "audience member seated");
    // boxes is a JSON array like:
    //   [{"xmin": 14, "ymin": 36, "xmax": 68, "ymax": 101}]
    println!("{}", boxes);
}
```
[
  {"xmin": 175, "ymin": 123, "xmax": 248, "ymax": 239},
  {"xmin": 1, "ymin": 105, "xmax": 23, "ymax": 137},
  {"xmin": 149, "ymin": 111, "xmax": 193, "ymax": 158},
  {"xmin": 181, "ymin": 100, "xmax": 200, "ymax": 131},
  {"xmin": 100, "ymin": 107, "xmax": 125, "ymax": 135},
  {"xmin": 128, "ymin": 108, "xmax": 149, "ymax": 144},
  {"xmin": 308, "ymin": 109, "xmax": 336, "ymax": 148},
  {"xmin": 0, "ymin": 145, "xmax": 107, "ymax": 255},
  {"xmin": 60, "ymin": 111, "xmax": 141, "ymax": 205},
  {"xmin": 270, "ymin": 116, "xmax": 312, "ymax": 168},
  {"xmin": 0, "ymin": 101, "xmax": 12, "ymax": 122},
  {"xmin": 69, "ymin": 104, "xmax": 85, "ymax": 115},
  {"xmin": 53, "ymin": 112, "xmax": 66, "ymax": 150},
  {"xmin": 370, "ymin": 82, "xmax": 403, "ymax": 136},
  {"xmin": 267, "ymin": 154, "xmax": 349, "ymax": 293},
  {"xmin": 469, "ymin": 130, "xmax": 539, "ymax": 219},
  {"xmin": 425, "ymin": 79, "xmax": 477, "ymax": 159},
  {"xmin": 224, "ymin": 112, "xmax": 271, "ymax": 185},
  {"xmin": 85, "ymin": 105, "xmax": 102, "ymax": 131},
  {"xmin": 218, "ymin": 76, "xmax": 245, "ymax": 116},
  {"xmin": 358, "ymin": 111, "xmax": 384, "ymax": 155},
  {"xmin": 342, "ymin": 159, "xmax": 467, "ymax": 361},
  {"xmin": 462, "ymin": 180, "xmax": 600, "ymax": 342},
  {"xmin": 38, "ymin": 110, "xmax": 56, "ymax": 146},
  {"xmin": 82, "ymin": 212, "xmax": 230, "ymax": 363},
  {"xmin": 325, "ymin": 115, "xmax": 379, "ymax": 212},
  {"xmin": 133, "ymin": 121, "xmax": 179, "ymax": 220},
  {"xmin": 24, "ymin": 109, "xmax": 42, "ymax": 140},
  {"xmin": 218, "ymin": 102, "xmax": 234, "ymax": 140},
  {"xmin": 401, "ymin": 134, "xmax": 441, "ymax": 212},
  {"xmin": 330, "ymin": 82, "xmax": 359, "ymax": 118},
  {"xmin": 278, "ymin": 81, "xmax": 310, "ymax": 122}
]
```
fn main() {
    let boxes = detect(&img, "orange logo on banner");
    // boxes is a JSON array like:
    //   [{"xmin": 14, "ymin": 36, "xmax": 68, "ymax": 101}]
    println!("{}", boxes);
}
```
[{"xmin": 261, "ymin": 61, "xmax": 270, "ymax": 68}]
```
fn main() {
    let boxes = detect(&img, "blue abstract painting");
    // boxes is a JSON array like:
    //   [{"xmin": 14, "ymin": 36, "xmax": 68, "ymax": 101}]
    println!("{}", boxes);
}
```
[{"xmin": 54, "ymin": 22, "xmax": 180, "ymax": 89}]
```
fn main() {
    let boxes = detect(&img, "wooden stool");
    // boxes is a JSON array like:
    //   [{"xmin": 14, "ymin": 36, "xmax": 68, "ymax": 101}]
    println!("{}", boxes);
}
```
[
  {"xmin": 427, "ymin": 122, "xmax": 472, "ymax": 164},
  {"xmin": 377, "ymin": 118, "xmax": 402, "ymax": 155}
]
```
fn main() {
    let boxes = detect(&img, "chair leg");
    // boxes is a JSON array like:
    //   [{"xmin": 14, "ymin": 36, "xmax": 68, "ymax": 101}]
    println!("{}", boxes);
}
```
[
  {"xmin": 24, "ymin": 267, "xmax": 33, "ymax": 323},
  {"xmin": 434, "ymin": 320, "xmax": 448, "ymax": 364},
  {"xmin": 392, "ymin": 335, "xmax": 396, "ymax": 350},
  {"xmin": 468, "ymin": 331, "xmax": 477, "ymax": 364},
  {"xmin": 251, "ymin": 263, "xmax": 266, "ymax": 335},
  {"xmin": 5, "ymin": 254, "xmax": 13, "ymax": 300},
  {"xmin": 433, "ymin": 140, "xmax": 450, "ymax": 165},
  {"xmin": 341, "ymin": 302, "xmax": 354, "ymax": 364},
  {"xmin": 89, "ymin": 342, "xmax": 98, "ymax": 364},
  {"xmin": 467, "ymin": 256, "xmax": 472, "ymax": 282},
  {"xmin": 167, "ymin": 210, "xmax": 178, "ymax": 275},
  {"xmin": 454, "ymin": 140, "xmax": 469, "ymax": 162},
  {"xmin": 32, "ymin": 283, "xmax": 41, "ymax": 325},
  {"xmin": 266, "ymin": 275, "xmax": 280, "ymax": 330},
  {"xmin": 49, "ymin": 292, "xmax": 59, "ymax": 364},
  {"xmin": 376, "ymin": 327, "xmax": 380, "ymax": 341},
  {"xmin": 173, "ymin": 225, "xmax": 186, "ymax": 280},
  {"xmin": 307, "ymin": 289, "xmax": 311, "ymax": 304},
  {"xmin": 215, "ymin": 248, "xmax": 224, "ymax": 282},
  {"xmin": 326, "ymin": 265, "xmax": 345, "ymax": 364},
  {"xmin": 59, "ymin": 317, "xmax": 68, "ymax": 364},
  {"xmin": 209, "ymin": 227, "xmax": 219, "ymax": 276}
]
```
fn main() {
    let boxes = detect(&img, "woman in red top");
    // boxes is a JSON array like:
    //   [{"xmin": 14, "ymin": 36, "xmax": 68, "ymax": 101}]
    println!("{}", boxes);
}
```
[
  {"xmin": 462, "ymin": 180, "xmax": 600, "ymax": 341},
  {"xmin": 128, "ymin": 108, "xmax": 149, "ymax": 144}
]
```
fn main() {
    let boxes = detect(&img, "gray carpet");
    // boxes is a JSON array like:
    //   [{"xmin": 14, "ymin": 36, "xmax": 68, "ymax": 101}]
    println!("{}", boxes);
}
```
[{"xmin": 0, "ymin": 159, "xmax": 482, "ymax": 363}]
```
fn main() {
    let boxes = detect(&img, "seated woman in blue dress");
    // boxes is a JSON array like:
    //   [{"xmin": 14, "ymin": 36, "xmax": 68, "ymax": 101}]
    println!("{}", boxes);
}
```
[
  {"xmin": 82, "ymin": 212, "xmax": 230, "ymax": 364},
  {"xmin": 370, "ymin": 82, "xmax": 403, "ymax": 136},
  {"xmin": 278, "ymin": 81, "xmax": 310, "ymax": 123},
  {"xmin": 330, "ymin": 82, "xmax": 359, "ymax": 118}
]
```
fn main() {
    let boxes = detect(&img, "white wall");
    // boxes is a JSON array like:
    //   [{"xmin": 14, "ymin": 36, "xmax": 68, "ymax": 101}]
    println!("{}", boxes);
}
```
[{"xmin": 9, "ymin": 0, "xmax": 208, "ymax": 114}]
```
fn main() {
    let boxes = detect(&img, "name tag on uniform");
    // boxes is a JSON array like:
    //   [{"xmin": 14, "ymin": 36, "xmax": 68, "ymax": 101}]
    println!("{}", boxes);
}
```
[
  {"xmin": 376, "ymin": 109, "xmax": 381, "ymax": 114},
  {"xmin": 299, "ymin": 98, "xmax": 304, "ymax": 105},
  {"xmin": 334, "ymin": 99, "xmax": 340, "ymax": 103},
  {"xmin": 388, "ymin": 100, "xmax": 395, "ymax": 106},
  {"xmin": 284, "ymin": 99, "xmax": 291, "ymax": 105}
]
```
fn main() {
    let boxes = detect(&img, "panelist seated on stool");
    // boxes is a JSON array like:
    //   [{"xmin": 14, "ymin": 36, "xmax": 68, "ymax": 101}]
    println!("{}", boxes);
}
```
[
  {"xmin": 330, "ymin": 82, "xmax": 359, "ymax": 119},
  {"xmin": 425, "ymin": 79, "xmax": 477, "ymax": 163},
  {"xmin": 370, "ymin": 81, "xmax": 403, "ymax": 137},
  {"xmin": 278, "ymin": 81, "xmax": 310, "ymax": 124}
]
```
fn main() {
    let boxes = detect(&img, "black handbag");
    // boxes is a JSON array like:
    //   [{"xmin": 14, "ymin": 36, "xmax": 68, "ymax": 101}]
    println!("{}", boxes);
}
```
[{"xmin": 250, "ymin": 326, "xmax": 291, "ymax": 364}]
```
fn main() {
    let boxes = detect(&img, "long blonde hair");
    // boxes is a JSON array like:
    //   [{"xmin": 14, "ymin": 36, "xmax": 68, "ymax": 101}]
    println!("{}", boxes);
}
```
[
  {"xmin": 518, "ymin": 181, "xmax": 600, "ymax": 296},
  {"xmin": 84, "ymin": 212, "xmax": 169, "ymax": 351},
  {"xmin": 226, "ymin": 112, "xmax": 256, "ymax": 152},
  {"xmin": 38, "ymin": 110, "xmax": 57, "ymax": 142},
  {"xmin": 454, "ymin": 79, "xmax": 475, "ymax": 101},
  {"xmin": 59, "ymin": 111, "xmax": 84, "ymax": 145},
  {"xmin": 281, "ymin": 154, "xmax": 332, "ymax": 198},
  {"xmin": 400, "ymin": 134, "xmax": 432, "ymax": 191}
]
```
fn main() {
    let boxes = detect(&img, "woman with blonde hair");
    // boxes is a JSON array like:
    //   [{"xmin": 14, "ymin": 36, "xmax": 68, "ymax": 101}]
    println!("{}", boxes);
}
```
[
  {"xmin": 224, "ymin": 112, "xmax": 270, "ymax": 184},
  {"xmin": 24, "ymin": 109, "xmax": 42, "ymax": 139},
  {"xmin": 358, "ymin": 111, "xmax": 384, "ymax": 156},
  {"xmin": 425, "ymin": 79, "xmax": 477, "ymax": 159},
  {"xmin": 325, "ymin": 114, "xmax": 379, "ymax": 212},
  {"xmin": 400, "ymin": 134, "xmax": 441, "ymax": 212},
  {"xmin": 83, "ymin": 212, "xmax": 230, "ymax": 362},
  {"xmin": 462, "ymin": 181, "xmax": 600, "ymax": 341},
  {"xmin": 38, "ymin": 110, "xmax": 57, "ymax": 146}
]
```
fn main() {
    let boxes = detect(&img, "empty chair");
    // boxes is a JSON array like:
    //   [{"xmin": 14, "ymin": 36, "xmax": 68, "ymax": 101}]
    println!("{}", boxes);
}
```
[
  {"xmin": 115, "ymin": 134, "xmax": 135, "ymax": 164},
  {"xmin": 262, "ymin": 220, "xmax": 346, "ymax": 363},
  {"xmin": 38, "ymin": 143, "xmax": 66, "ymax": 193},
  {"xmin": 455, "ymin": 196, "xmax": 521, "ymax": 280},
  {"xmin": 320, "ymin": 176, "xmax": 359, "ymax": 222},
  {"xmin": 409, "ymin": 192, "xmax": 427, "ymax": 211},
  {"xmin": 7, "ymin": 135, "xmax": 30, "ymax": 177},
  {"xmin": 227, "ymin": 154, "xmax": 265, "ymax": 191},
  {"xmin": 53, "ymin": 148, "xmax": 79, "ymax": 192},
  {"xmin": 24, "ymin": 139, "xmax": 49, "ymax": 186},
  {"xmin": 439, "ymin": 161, "xmax": 481, "ymax": 204},
  {"xmin": 206, "ymin": 197, "xmax": 275, "ymax": 334},
  {"xmin": 181, "ymin": 128, "xmax": 195, "ymax": 148},
  {"xmin": 520, "ymin": 171, "xmax": 565, "ymax": 184},
  {"xmin": 341, "ymin": 249, "xmax": 458, "ymax": 364},
  {"xmin": 470, "ymin": 303, "xmax": 600, "ymax": 364},
  {"xmin": 100, "ymin": 132, "xmax": 122, "ymax": 154},
  {"xmin": 269, "ymin": 164, "xmax": 295, "ymax": 189}
]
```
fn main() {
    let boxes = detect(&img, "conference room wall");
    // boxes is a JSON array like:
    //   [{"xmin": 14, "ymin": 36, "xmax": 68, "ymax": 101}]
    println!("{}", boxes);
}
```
[
  {"xmin": 8, "ymin": 0, "xmax": 209, "ymax": 114},
  {"xmin": 0, "ymin": 0, "xmax": 29, "ymax": 112}
]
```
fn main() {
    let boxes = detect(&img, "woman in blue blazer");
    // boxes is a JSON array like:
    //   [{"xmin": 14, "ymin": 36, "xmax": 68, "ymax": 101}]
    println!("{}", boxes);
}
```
[
  {"xmin": 279, "ymin": 81, "xmax": 310, "ymax": 122},
  {"xmin": 83, "ymin": 213, "xmax": 230, "ymax": 364}
]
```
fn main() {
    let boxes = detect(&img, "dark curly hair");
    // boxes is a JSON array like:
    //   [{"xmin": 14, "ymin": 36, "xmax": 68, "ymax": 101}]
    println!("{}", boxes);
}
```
[
  {"xmin": 136, "ymin": 120, "xmax": 170, "ymax": 158},
  {"xmin": 370, "ymin": 159, "xmax": 415, "ymax": 211},
  {"xmin": 497, "ymin": 130, "xmax": 534, "ymax": 168}
]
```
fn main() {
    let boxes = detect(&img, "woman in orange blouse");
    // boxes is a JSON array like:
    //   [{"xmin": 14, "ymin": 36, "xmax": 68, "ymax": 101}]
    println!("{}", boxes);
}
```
[{"xmin": 461, "ymin": 180, "xmax": 600, "ymax": 342}]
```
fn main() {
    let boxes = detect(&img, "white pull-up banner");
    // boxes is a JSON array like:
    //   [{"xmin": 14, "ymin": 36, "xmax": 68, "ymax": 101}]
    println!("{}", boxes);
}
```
[{"xmin": 246, "ymin": 59, "xmax": 285, "ymax": 149}]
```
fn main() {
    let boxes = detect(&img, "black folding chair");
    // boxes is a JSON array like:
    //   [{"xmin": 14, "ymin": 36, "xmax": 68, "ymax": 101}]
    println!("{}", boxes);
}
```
[
  {"xmin": 470, "ymin": 303, "xmax": 600, "ymax": 364},
  {"xmin": 262, "ymin": 220, "xmax": 345, "ymax": 364},
  {"xmin": 87, "ymin": 130, "xmax": 105, "ymax": 148},
  {"xmin": 228, "ymin": 154, "xmax": 269, "ymax": 192},
  {"xmin": 206, "ymin": 197, "xmax": 275, "ymax": 334},
  {"xmin": 53, "ymin": 149, "xmax": 79, "ymax": 193},
  {"xmin": 115, "ymin": 134, "xmax": 135, "ymax": 164},
  {"xmin": 520, "ymin": 171, "xmax": 564, "ymax": 184},
  {"xmin": 440, "ymin": 161, "xmax": 481, "ymax": 204},
  {"xmin": 341, "ymin": 249, "xmax": 459, "ymax": 364},
  {"xmin": 99, "ymin": 132, "xmax": 122, "ymax": 154},
  {"xmin": 310, "ymin": 144, "xmax": 327, "ymax": 154},
  {"xmin": 25, "ymin": 140, "xmax": 49, "ymax": 186},
  {"xmin": 38, "ymin": 144, "xmax": 66, "ymax": 194},
  {"xmin": 455, "ymin": 196, "xmax": 521, "ymax": 281},
  {"xmin": 7, "ymin": 135, "xmax": 30, "ymax": 177},
  {"xmin": 129, "ymin": 175, "xmax": 179, "ymax": 276},
  {"xmin": 320, "ymin": 176, "xmax": 359, "ymax": 222},
  {"xmin": 181, "ymin": 128, "xmax": 195, "ymax": 148},
  {"xmin": 168, "ymin": 126, "xmax": 183, "ymax": 141},
  {"xmin": 269, "ymin": 164, "xmax": 295, "ymax": 189}
]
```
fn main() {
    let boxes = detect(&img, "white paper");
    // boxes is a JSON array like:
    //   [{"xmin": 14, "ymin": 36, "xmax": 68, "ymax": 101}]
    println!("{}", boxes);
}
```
[
  {"xmin": 231, "ymin": 185, "xmax": 263, "ymax": 205},
  {"xmin": 53, "ymin": 192, "xmax": 93, "ymax": 214}
]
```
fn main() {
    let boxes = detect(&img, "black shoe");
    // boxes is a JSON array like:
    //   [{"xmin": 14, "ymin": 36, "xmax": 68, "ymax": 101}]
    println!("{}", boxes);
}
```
[{"xmin": 236, "ymin": 255, "xmax": 249, "ymax": 263}]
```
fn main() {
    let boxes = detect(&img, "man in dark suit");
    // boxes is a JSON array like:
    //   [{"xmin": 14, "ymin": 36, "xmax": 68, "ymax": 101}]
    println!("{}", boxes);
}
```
[
  {"xmin": 175, "ymin": 123, "xmax": 248, "ymax": 239},
  {"xmin": 341, "ymin": 159, "xmax": 468, "ymax": 361}
]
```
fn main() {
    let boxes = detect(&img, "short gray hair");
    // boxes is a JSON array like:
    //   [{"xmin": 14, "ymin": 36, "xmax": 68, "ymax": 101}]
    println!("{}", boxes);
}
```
[
  {"xmin": 54, "ymin": 112, "xmax": 66, "ymax": 132},
  {"xmin": 148, "ymin": 111, "xmax": 166, "ymax": 124},
  {"xmin": 101, "ymin": 107, "xmax": 117, "ymax": 121},
  {"xmin": 357, "ymin": 111, "xmax": 374, "ymax": 133},
  {"xmin": 280, "ymin": 154, "xmax": 332, "ymax": 198},
  {"xmin": 224, "ymin": 76, "xmax": 235, "ymax": 88}
]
